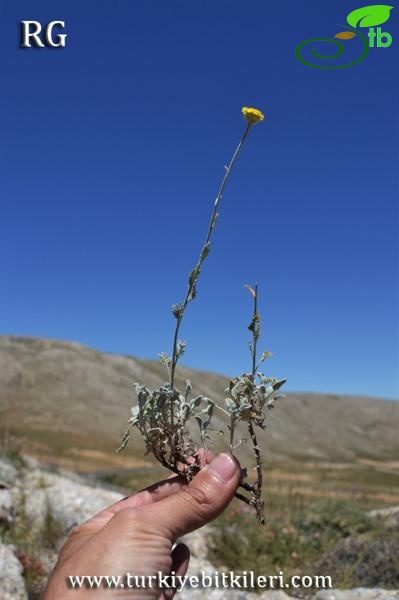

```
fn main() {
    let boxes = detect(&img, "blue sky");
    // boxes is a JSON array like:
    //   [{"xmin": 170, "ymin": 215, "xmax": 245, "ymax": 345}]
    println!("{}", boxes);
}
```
[{"xmin": 1, "ymin": 0, "xmax": 397, "ymax": 398}]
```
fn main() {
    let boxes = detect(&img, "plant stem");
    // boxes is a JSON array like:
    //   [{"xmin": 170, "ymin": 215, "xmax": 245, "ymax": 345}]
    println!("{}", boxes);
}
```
[
  {"xmin": 251, "ymin": 284, "xmax": 258, "ymax": 377},
  {"xmin": 169, "ymin": 123, "xmax": 252, "ymax": 393},
  {"xmin": 249, "ymin": 284, "xmax": 265, "ymax": 524}
]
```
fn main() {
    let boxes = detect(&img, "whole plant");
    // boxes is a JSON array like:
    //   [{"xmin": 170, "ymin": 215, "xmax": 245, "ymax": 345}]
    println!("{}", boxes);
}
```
[{"xmin": 119, "ymin": 107, "xmax": 285, "ymax": 524}]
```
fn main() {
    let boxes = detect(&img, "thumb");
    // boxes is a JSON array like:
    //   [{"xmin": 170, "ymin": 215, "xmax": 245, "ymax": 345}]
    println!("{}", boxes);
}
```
[{"xmin": 142, "ymin": 453, "xmax": 241, "ymax": 539}]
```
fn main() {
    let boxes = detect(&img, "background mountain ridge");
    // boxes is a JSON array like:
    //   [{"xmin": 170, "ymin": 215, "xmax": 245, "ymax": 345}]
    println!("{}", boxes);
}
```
[{"xmin": 1, "ymin": 335, "xmax": 398, "ymax": 471}]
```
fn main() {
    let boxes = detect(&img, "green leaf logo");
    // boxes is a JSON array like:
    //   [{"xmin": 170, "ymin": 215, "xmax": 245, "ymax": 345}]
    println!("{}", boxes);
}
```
[{"xmin": 347, "ymin": 5, "xmax": 393, "ymax": 28}]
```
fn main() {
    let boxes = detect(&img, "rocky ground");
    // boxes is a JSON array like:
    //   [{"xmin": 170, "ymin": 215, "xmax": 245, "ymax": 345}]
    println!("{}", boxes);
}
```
[{"xmin": 1, "ymin": 457, "xmax": 398, "ymax": 600}]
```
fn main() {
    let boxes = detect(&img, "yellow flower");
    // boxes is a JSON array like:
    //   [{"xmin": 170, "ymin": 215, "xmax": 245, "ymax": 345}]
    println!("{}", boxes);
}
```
[{"xmin": 241, "ymin": 106, "xmax": 264, "ymax": 125}]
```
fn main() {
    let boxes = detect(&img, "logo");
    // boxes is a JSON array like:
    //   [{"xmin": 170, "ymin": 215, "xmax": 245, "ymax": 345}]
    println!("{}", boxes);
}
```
[
  {"xmin": 296, "ymin": 5, "xmax": 393, "ymax": 69},
  {"xmin": 20, "ymin": 20, "xmax": 67, "ymax": 48}
]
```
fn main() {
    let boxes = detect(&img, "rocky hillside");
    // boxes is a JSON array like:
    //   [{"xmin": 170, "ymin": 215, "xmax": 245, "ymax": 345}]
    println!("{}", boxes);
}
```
[
  {"xmin": 0, "ymin": 335, "xmax": 398, "ymax": 470},
  {"xmin": 1, "ymin": 457, "xmax": 398, "ymax": 600}
]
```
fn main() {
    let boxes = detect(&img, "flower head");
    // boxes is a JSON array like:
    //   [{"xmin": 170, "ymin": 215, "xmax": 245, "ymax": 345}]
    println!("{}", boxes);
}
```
[{"xmin": 242, "ymin": 107, "xmax": 264, "ymax": 125}]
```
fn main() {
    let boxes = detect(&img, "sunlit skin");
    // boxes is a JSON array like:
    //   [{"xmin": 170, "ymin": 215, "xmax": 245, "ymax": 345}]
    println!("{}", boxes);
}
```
[{"xmin": 43, "ymin": 453, "xmax": 240, "ymax": 600}]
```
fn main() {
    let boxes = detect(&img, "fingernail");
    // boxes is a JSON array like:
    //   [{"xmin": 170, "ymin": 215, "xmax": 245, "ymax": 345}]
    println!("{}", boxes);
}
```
[{"xmin": 208, "ymin": 453, "xmax": 237, "ymax": 483}]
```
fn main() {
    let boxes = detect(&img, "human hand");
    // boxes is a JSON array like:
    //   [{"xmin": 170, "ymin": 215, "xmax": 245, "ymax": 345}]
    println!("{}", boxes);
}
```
[{"xmin": 43, "ymin": 453, "xmax": 240, "ymax": 599}]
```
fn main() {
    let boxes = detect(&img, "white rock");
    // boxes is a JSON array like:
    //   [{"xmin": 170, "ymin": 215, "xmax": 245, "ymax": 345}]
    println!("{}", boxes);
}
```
[
  {"xmin": 0, "ymin": 489, "xmax": 13, "ymax": 523},
  {"xmin": 177, "ymin": 587, "xmax": 293, "ymax": 600},
  {"xmin": 20, "ymin": 468, "xmax": 123, "ymax": 535},
  {"xmin": 258, "ymin": 594, "xmax": 293, "ymax": 600},
  {"xmin": 0, "ymin": 460, "xmax": 18, "ymax": 487},
  {"xmin": 367, "ymin": 506, "xmax": 399, "ymax": 529},
  {"xmin": 177, "ymin": 589, "xmax": 255, "ymax": 600},
  {"xmin": 0, "ymin": 543, "xmax": 28, "ymax": 600},
  {"xmin": 314, "ymin": 588, "xmax": 399, "ymax": 599},
  {"xmin": 181, "ymin": 525, "xmax": 213, "ymax": 560},
  {"xmin": 14, "ymin": 470, "xmax": 48, "ymax": 536}
]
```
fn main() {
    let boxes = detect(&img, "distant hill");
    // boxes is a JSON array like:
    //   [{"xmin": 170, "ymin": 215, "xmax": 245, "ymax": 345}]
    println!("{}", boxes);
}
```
[{"xmin": 0, "ymin": 335, "xmax": 398, "ymax": 470}]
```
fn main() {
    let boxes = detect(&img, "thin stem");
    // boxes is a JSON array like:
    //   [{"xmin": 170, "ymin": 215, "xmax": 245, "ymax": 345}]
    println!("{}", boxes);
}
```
[
  {"xmin": 169, "ymin": 123, "xmax": 252, "ymax": 392},
  {"xmin": 229, "ymin": 422, "xmax": 234, "ymax": 453},
  {"xmin": 248, "ymin": 421, "xmax": 264, "ymax": 523},
  {"xmin": 214, "ymin": 404, "xmax": 231, "ymax": 418},
  {"xmin": 249, "ymin": 284, "xmax": 265, "ymax": 524},
  {"xmin": 251, "ymin": 284, "xmax": 258, "ymax": 378},
  {"xmin": 235, "ymin": 492, "xmax": 252, "ymax": 506}
]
